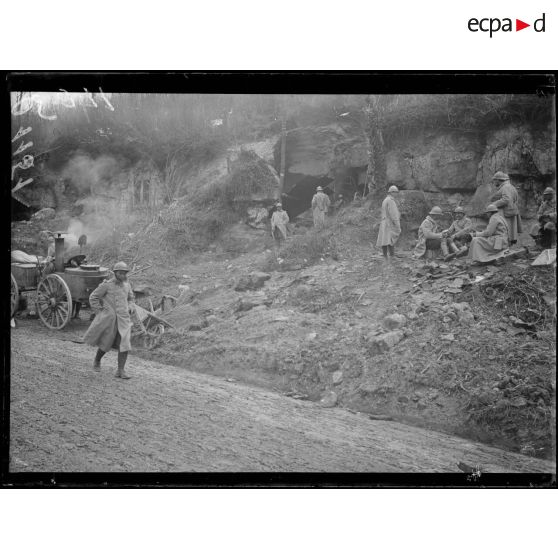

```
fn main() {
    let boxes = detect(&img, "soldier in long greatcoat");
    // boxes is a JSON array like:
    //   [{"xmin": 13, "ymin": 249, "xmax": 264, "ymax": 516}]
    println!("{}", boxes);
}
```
[
  {"xmin": 84, "ymin": 261, "xmax": 135, "ymax": 379},
  {"xmin": 412, "ymin": 206, "xmax": 445, "ymax": 259},
  {"xmin": 468, "ymin": 204, "xmax": 509, "ymax": 263},
  {"xmin": 489, "ymin": 171, "xmax": 522, "ymax": 245},
  {"xmin": 311, "ymin": 186, "xmax": 331, "ymax": 229},
  {"xmin": 376, "ymin": 185, "xmax": 401, "ymax": 260}
]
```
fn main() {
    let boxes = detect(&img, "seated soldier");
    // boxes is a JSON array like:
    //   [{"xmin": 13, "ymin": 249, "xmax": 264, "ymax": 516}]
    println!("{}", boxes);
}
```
[
  {"xmin": 412, "ymin": 206, "xmax": 445, "ymax": 259},
  {"xmin": 530, "ymin": 187, "xmax": 556, "ymax": 249},
  {"xmin": 333, "ymin": 194, "xmax": 345, "ymax": 213},
  {"xmin": 469, "ymin": 204, "xmax": 509, "ymax": 263},
  {"xmin": 441, "ymin": 206, "xmax": 474, "ymax": 261}
]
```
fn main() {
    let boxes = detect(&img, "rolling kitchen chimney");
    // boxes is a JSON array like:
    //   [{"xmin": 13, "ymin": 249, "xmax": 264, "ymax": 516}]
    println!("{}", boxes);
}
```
[{"xmin": 54, "ymin": 233, "xmax": 65, "ymax": 272}]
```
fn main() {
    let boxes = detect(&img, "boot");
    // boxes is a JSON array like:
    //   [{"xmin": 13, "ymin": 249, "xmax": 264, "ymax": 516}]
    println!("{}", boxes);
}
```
[
  {"xmin": 93, "ymin": 349, "xmax": 105, "ymax": 371},
  {"xmin": 115, "ymin": 369, "xmax": 131, "ymax": 380},
  {"xmin": 456, "ymin": 246, "xmax": 468, "ymax": 258},
  {"xmin": 440, "ymin": 239, "xmax": 450, "ymax": 259}
]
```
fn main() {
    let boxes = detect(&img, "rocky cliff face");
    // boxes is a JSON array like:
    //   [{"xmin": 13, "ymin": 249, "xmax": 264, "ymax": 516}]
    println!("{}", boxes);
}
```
[{"xmin": 277, "ymin": 117, "xmax": 556, "ymax": 221}]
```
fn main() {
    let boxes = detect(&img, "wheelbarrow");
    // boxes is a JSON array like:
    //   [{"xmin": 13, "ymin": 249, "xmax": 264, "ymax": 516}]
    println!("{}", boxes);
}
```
[{"xmin": 130, "ymin": 302, "xmax": 175, "ymax": 349}]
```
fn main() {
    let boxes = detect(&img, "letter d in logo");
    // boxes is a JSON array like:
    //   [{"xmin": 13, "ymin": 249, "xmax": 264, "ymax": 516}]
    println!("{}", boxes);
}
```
[{"xmin": 534, "ymin": 13, "xmax": 546, "ymax": 32}]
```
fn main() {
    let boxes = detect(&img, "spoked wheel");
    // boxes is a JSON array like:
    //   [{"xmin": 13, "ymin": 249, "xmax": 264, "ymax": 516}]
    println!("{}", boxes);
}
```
[
  {"xmin": 11, "ymin": 274, "xmax": 19, "ymax": 317},
  {"xmin": 36, "ymin": 275, "xmax": 72, "ymax": 330},
  {"xmin": 143, "ymin": 323, "xmax": 164, "ymax": 349}
]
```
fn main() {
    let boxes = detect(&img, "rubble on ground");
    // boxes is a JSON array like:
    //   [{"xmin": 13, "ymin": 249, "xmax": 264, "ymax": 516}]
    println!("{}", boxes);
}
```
[{"xmin": 234, "ymin": 271, "xmax": 271, "ymax": 291}]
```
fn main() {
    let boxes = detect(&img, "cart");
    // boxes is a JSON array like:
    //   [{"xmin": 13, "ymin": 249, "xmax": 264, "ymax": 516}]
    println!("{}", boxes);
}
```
[{"xmin": 11, "ymin": 232, "xmax": 109, "ymax": 330}]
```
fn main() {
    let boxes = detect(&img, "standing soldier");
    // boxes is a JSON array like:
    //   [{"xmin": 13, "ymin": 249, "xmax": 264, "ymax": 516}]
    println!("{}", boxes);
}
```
[
  {"xmin": 489, "ymin": 171, "xmax": 522, "ymax": 245},
  {"xmin": 311, "ymin": 186, "xmax": 331, "ymax": 229},
  {"xmin": 376, "ymin": 185, "xmax": 401, "ymax": 261},
  {"xmin": 84, "ymin": 261, "xmax": 135, "ymax": 380},
  {"xmin": 413, "ymin": 206, "xmax": 444, "ymax": 259},
  {"xmin": 39, "ymin": 230, "xmax": 56, "ymax": 258},
  {"xmin": 78, "ymin": 234, "xmax": 87, "ymax": 252},
  {"xmin": 270, "ymin": 202, "xmax": 290, "ymax": 249}
]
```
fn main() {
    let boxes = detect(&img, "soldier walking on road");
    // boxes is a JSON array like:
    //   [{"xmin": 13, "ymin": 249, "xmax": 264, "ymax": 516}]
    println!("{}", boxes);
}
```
[
  {"xmin": 84, "ymin": 261, "xmax": 135, "ymax": 379},
  {"xmin": 376, "ymin": 185, "xmax": 401, "ymax": 261},
  {"xmin": 311, "ymin": 186, "xmax": 331, "ymax": 229}
]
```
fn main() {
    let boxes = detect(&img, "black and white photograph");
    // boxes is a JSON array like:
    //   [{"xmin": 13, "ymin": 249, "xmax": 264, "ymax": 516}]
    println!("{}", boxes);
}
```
[{"xmin": 4, "ymin": 73, "xmax": 556, "ymax": 483}]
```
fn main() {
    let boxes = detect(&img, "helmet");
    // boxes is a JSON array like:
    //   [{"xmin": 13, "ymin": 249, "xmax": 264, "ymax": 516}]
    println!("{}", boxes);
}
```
[
  {"xmin": 454, "ymin": 206, "xmax": 465, "ymax": 214},
  {"xmin": 316, "ymin": 186, "xmax": 323, "ymax": 192},
  {"xmin": 485, "ymin": 204, "xmax": 499, "ymax": 213},
  {"xmin": 543, "ymin": 187, "xmax": 555, "ymax": 196},
  {"xmin": 492, "ymin": 171, "xmax": 509, "ymax": 181},
  {"xmin": 113, "ymin": 261, "xmax": 130, "ymax": 272},
  {"xmin": 429, "ymin": 206, "xmax": 443, "ymax": 216},
  {"xmin": 388, "ymin": 185, "xmax": 399, "ymax": 193},
  {"xmin": 275, "ymin": 202, "xmax": 282, "ymax": 207}
]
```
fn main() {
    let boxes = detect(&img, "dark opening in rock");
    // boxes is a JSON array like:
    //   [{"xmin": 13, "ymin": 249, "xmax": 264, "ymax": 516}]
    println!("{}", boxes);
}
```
[{"xmin": 282, "ymin": 175, "xmax": 333, "ymax": 218}]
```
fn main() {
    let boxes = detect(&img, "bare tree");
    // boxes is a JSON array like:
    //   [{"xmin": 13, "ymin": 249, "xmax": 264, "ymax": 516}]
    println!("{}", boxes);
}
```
[{"xmin": 363, "ymin": 95, "xmax": 387, "ymax": 198}]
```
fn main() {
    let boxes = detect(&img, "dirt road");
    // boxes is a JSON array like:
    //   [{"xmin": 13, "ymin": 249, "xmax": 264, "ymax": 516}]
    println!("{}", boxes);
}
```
[{"xmin": 9, "ymin": 327, "xmax": 555, "ymax": 473}]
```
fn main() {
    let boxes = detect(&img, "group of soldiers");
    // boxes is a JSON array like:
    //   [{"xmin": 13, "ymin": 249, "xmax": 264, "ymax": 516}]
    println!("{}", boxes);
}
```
[
  {"xmin": 87, "ymin": 173, "xmax": 555, "ymax": 379},
  {"xmin": 270, "ymin": 185, "xmax": 333, "ymax": 245},
  {"xmin": 377, "ymin": 171, "xmax": 556, "ymax": 263}
]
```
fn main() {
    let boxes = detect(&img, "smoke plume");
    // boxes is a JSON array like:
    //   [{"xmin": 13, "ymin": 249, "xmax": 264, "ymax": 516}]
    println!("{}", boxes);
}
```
[{"xmin": 60, "ymin": 154, "xmax": 131, "ymax": 255}]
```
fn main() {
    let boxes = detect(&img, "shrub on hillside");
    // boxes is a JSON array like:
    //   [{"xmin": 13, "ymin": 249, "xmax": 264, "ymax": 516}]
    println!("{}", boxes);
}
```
[
  {"xmin": 193, "ymin": 149, "xmax": 277, "ymax": 208},
  {"xmin": 160, "ymin": 150, "xmax": 277, "ymax": 253}
]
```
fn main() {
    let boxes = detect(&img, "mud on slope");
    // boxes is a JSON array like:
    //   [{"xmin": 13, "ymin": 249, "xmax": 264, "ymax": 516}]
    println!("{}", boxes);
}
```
[
  {"xmin": 122, "ymin": 206, "xmax": 556, "ymax": 460},
  {"xmin": 12, "ymin": 202, "xmax": 556, "ymax": 460}
]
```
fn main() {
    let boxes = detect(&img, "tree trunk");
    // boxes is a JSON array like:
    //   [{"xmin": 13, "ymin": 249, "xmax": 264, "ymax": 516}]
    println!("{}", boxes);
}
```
[
  {"xmin": 364, "ymin": 96, "xmax": 387, "ymax": 198},
  {"xmin": 278, "ymin": 114, "xmax": 287, "ymax": 199}
]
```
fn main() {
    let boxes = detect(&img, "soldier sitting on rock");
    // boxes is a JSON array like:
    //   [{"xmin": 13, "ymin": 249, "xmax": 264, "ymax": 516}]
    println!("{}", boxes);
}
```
[
  {"xmin": 530, "ymin": 187, "xmax": 556, "ymax": 249},
  {"xmin": 441, "ymin": 206, "xmax": 474, "ymax": 261},
  {"xmin": 412, "ymin": 206, "xmax": 445, "ymax": 259},
  {"xmin": 468, "ymin": 204, "xmax": 509, "ymax": 263}
]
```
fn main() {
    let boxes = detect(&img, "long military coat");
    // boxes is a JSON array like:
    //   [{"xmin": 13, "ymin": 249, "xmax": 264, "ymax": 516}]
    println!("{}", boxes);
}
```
[
  {"xmin": 468, "ymin": 213, "xmax": 509, "ymax": 263},
  {"xmin": 413, "ymin": 216, "xmax": 442, "ymax": 258},
  {"xmin": 490, "ymin": 180, "xmax": 523, "ymax": 241},
  {"xmin": 83, "ymin": 277, "xmax": 134, "ymax": 352},
  {"xmin": 311, "ymin": 192, "xmax": 331, "ymax": 227},
  {"xmin": 376, "ymin": 195, "xmax": 401, "ymax": 247},
  {"xmin": 271, "ymin": 209, "xmax": 289, "ymax": 239}
]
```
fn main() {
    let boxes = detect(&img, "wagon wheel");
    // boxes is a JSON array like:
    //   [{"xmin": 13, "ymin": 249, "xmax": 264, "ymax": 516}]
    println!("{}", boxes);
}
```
[
  {"xmin": 11, "ymin": 274, "xmax": 19, "ymax": 317},
  {"xmin": 143, "ymin": 323, "xmax": 164, "ymax": 349},
  {"xmin": 36, "ymin": 275, "xmax": 72, "ymax": 330}
]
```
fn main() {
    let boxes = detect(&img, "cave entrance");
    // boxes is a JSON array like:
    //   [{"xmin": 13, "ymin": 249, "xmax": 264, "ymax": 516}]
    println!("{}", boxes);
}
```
[
  {"xmin": 332, "ymin": 166, "xmax": 367, "ymax": 200},
  {"xmin": 282, "ymin": 175, "xmax": 333, "ymax": 218}
]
